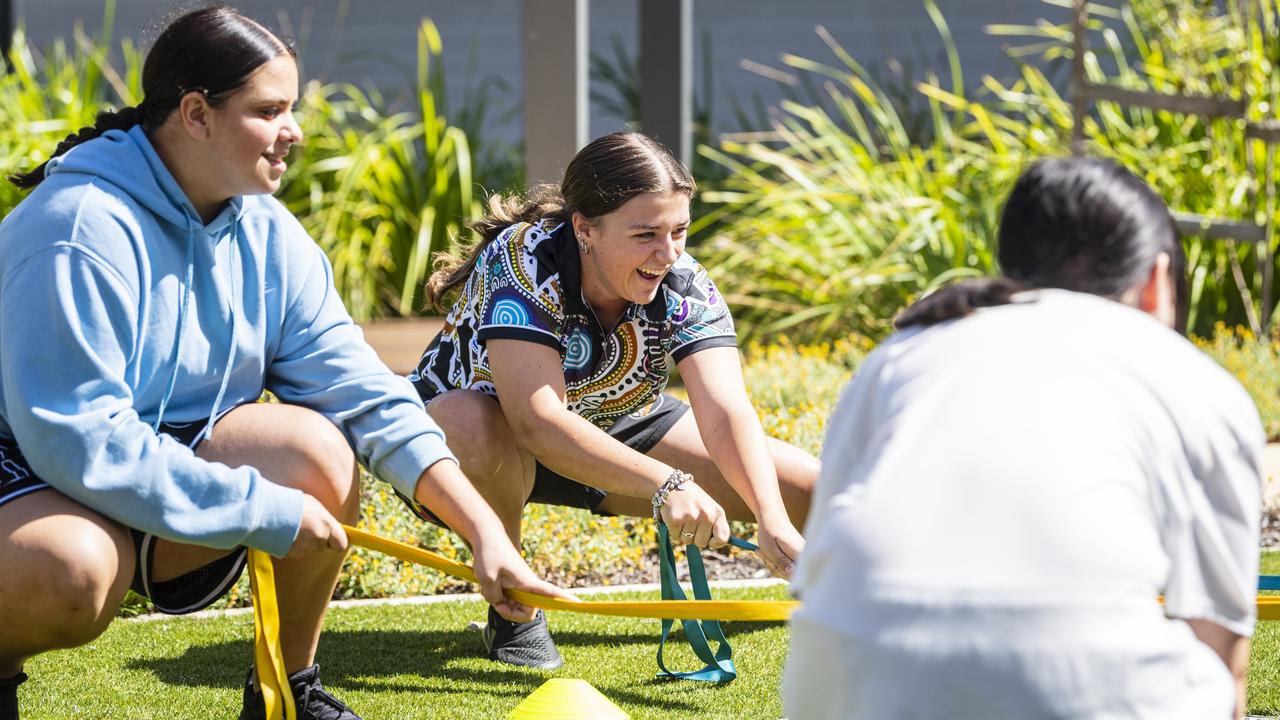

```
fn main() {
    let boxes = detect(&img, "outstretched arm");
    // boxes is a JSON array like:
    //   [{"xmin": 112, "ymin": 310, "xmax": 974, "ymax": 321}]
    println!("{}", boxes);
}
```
[
  {"xmin": 487, "ymin": 338, "xmax": 730, "ymax": 549},
  {"xmin": 678, "ymin": 346, "xmax": 804, "ymax": 577},
  {"xmin": 414, "ymin": 458, "xmax": 575, "ymax": 621}
]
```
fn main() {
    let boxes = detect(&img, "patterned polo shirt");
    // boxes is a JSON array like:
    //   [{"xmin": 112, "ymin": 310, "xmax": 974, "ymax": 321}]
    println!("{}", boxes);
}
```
[{"xmin": 410, "ymin": 219, "xmax": 737, "ymax": 428}]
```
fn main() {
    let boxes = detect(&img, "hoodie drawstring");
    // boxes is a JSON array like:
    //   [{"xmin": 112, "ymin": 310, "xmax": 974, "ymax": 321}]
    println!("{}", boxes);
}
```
[
  {"xmin": 152, "ymin": 217, "xmax": 240, "ymax": 443},
  {"xmin": 202, "ymin": 219, "xmax": 239, "ymax": 443},
  {"xmin": 152, "ymin": 224, "xmax": 196, "ymax": 432}
]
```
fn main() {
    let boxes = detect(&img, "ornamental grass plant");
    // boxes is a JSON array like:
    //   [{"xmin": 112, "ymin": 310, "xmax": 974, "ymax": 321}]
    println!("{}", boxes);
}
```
[
  {"xmin": 0, "ymin": 3, "xmax": 142, "ymax": 215},
  {"xmin": 696, "ymin": 0, "xmax": 1280, "ymax": 343},
  {"xmin": 275, "ymin": 19, "xmax": 484, "ymax": 322},
  {"xmin": 0, "ymin": 10, "xmax": 490, "ymax": 322}
]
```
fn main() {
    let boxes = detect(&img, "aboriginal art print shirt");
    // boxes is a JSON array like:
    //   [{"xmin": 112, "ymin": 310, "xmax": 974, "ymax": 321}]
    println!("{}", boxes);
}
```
[{"xmin": 410, "ymin": 219, "xmax": 737, "ymax": 428}]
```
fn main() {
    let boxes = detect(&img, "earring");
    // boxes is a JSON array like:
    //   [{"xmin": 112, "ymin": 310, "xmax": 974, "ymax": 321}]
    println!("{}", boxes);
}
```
[{"xmin": 579, "ymin": 242, "xmax": 590, "ymax": 255}]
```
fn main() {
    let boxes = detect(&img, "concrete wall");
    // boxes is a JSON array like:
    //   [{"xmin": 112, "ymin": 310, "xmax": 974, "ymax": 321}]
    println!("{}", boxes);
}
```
[{"xmin": 13, "ymin": 0, "xmax": 1060, "ymax": 142}]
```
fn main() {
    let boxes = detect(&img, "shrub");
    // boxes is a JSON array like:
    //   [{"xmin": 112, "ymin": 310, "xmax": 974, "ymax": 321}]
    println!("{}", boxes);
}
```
[
  {"xmin": 1196, "ymin": 324, "xmax": 1280, "ymax": 441},
  {"xmin": 696, "ymin": 0, "xmax": 1280, "ymax": 343},
  {"xmin": 272, "ymin": 20, "xmax": 485, "ymax": 321},
  {"xmin": 0, "ymin": 13, "xmax": 491, "ymax": 322}
]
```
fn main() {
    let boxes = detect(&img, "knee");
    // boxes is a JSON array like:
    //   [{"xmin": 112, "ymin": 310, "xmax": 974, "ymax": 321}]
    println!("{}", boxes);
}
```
[
  {"xmin": 9, "ymin": 518, "xmax": 132, "ymax": 648},
  {"xmin": 428, "ymin": 391, "xmax": 522, "ymax": 482},
  {"xmin": 772, "ymin": 439, "xmax": 819, "ymax": 494},
  {"xmin": 769, "ymin": 440, "xmax": 819, "ymax": 527},
  {"xmin": 790, "ymin": 454, "xmax": 820, "ymax": 495},
  {"xmin": 280, "ymin": 410, "xmax": 359, "ymax": 521}
]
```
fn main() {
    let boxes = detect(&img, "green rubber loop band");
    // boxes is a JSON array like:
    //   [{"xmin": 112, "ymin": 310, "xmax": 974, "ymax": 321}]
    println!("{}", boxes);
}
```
[{"xmin": 655, "ymin": 522, "xmax": 742, "ymax": 683}]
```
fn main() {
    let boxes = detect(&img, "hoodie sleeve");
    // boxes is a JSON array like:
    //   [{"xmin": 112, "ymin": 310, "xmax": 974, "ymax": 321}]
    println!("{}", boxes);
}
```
[
  {"xmin": 266, "ymin": 226, "xmax": 457, "ymax": 503},
  {"xmin": 0, "ymin": 242, "xmax": 304, "ymax": 557}
]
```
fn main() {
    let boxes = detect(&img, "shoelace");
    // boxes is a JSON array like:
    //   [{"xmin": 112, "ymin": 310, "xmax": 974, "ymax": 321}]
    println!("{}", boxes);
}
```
[{"xmin": 295, "ymin": 682, "xmax": 351, "ymax": 720}]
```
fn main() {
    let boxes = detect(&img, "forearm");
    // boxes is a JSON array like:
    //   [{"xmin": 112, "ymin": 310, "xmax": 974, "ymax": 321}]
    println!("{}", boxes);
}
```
[
  {"xmin": 1185, "ymin": 618, "xmax": 1249, "ymax": 719},
  {"xmin": 517, "ymin": 407, "xmax": 673, "ymax": 499},
  {"xmin": 1228, "ymin": 639, "xmax": 1249, "ymax": 719},
  {"xmin": 698, "ymin": 399, "xmax": 788, "ymax": 523},
  {"xmin": 412, "ymin": 456, "xmax": 575, "ymax": 621},
  {"xmin": 413, "ymin": 458, "xmax": 512, "ymax": 546}
]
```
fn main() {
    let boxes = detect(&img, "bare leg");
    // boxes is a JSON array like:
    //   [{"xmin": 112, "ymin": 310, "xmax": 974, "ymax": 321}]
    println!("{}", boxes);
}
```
[
  {"xmin": 0, "ymin": 490, "xmax": 134, "ymax": 677},
  {"xmin": 149, "ymin": 403, "xmax": 360, "ymax": 674},
  {"xmin": 421, "ymin": 391, "xmax": 564, "ymax": 667},
  {"xmin": 596, "ymin": 411, "xmax": 818, "ymax": 528},
  {"xmin": 425, "ymin": 390, "xmax": 536, "ymax": 546}
]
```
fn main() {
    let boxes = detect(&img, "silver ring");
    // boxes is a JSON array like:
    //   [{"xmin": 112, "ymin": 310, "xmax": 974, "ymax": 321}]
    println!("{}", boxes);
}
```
[{"xmin": 680, "ymin": 531, "xmax": 695, "ymax": 539}]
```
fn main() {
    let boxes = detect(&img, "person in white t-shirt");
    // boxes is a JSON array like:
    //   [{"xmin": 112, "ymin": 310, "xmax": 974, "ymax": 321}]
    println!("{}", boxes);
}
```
[{"xmin": 784, "ymin": 157, "xmax": 1264, "ymax": 720}]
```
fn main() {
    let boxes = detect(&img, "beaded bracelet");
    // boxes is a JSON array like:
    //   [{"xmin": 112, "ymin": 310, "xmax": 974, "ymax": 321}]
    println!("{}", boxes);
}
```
[{"xmin": 651, "ymin": 469, "xmax": 693, "ymax": 521}]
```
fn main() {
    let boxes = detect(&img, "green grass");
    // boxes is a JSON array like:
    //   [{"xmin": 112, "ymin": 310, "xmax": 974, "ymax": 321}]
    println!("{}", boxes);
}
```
[
  {"xmin": 21, "ymin": 586, "xmax": 790, "ymax": 720},
  {"xmin": 24, "ymin": 554, "xmax": 1280, "ymax": 717},
  {"xmin": 1248, "ymin": 551, "xmax": 1280, "ymax": 716}
]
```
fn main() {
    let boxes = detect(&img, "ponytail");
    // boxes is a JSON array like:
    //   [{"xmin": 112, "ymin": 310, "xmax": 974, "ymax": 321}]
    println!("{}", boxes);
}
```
[
  {"xmin": 894, "ymin": 277, "xmax": 1030, "ymax": 330},
  {"xmin": 425, "ymin": 184, "xmax": 568, "ymax": 309},
  {"xmin": 8, "ymin": 105, "xmax": 149, "ymax": 190}
]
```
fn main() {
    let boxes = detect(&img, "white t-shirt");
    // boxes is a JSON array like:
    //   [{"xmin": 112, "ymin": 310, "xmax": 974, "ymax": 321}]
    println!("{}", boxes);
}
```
[{"xmin": 786, "ymin": 290, "xmax": 1264, "ymax": 720}]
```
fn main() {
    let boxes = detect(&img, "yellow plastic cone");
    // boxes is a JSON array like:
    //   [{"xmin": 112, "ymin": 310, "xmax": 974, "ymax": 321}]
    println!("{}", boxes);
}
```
[{"xmin": 507, "ymin": 678, "xmax": 630, "ymax": 719}]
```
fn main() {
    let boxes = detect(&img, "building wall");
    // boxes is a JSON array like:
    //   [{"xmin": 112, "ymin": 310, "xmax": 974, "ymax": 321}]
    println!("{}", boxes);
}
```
[{"xmin": 13, "ymin": 0, "xmax": 1061, "ymax": 142}]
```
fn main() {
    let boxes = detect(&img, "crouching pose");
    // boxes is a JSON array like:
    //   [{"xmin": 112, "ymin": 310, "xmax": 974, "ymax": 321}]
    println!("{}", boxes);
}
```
[
  {"xmin": 786, "ymin": 157, "xmax": 1263, "ymax": 720},
  {"xmin": 0, "ymin": 7, "xmax": 565, "ymax": 719},
  {"xmin": 406, "ymin": 132, "xmax": 818, "ymax": 668}
]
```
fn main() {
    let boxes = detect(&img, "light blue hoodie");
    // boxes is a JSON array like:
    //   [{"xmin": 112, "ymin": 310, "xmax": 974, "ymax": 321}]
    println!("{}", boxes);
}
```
[{"xmin": 0, "ymin": 125, "xmax": 456, "ymax": 557}]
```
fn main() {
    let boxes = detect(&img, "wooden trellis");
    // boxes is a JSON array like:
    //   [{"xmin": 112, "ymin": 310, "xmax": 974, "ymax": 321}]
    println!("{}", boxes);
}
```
[{"xmin": 1069, "ymin": 0, "xmax": 1279, "ymax": 330}]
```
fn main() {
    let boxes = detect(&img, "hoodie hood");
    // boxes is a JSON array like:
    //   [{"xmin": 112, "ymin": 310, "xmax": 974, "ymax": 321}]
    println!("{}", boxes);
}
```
[
  {"xmin": 44, "ymin": 125, "xmax": 243, "ymax": 233},
  {"xmin": 45, "ymin": 124, "xmax": 245, "ymax": 435}
]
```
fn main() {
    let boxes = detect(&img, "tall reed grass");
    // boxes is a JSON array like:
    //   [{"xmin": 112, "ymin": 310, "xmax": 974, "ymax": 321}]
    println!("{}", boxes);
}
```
[
  {"xmin": 696, "ymin": 0, "xmax": 1280, "ymax": 342},
  {"xmin": 0, "ymin": 10, "xmax": 486, "ymax": 321}
]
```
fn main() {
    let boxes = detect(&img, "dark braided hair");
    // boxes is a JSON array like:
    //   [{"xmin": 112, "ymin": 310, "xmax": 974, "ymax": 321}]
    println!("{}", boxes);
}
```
[
  {"xmin": 9, "ymin": 4, "xmax": 294, "ymax": 190},
  {"xmin": 895, "ymin": 157, "xmax": 1187, "ymax": 333}
]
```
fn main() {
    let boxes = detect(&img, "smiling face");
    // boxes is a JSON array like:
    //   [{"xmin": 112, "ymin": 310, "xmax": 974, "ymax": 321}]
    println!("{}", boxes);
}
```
[
  {"xmin": 573, "ymin": 191, "xmax": 691, "ymax": 322},
  {"xmin": 201, "ymin": 54, "xmax": 302, "ymax": 202}
]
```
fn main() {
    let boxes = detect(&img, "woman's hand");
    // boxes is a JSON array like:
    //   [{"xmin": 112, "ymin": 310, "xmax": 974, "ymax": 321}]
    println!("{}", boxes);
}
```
[
  {"xmin": 414, "ymin": 458, "xmax": 577, "ymax": 622},
  {"xmin": 756, "ymin": 517, "xmax": 805, "ymax": 578},
  {"xmin": 286, "ymin": 494, "xmax": 349, "ymax": 558},
  {"xmin": 661, "ymin": 479, "xmax": 731, "ymax": 550},
  {"xmin": 472, "ymin": 529, "xmax": 579, "ymax": 623}
]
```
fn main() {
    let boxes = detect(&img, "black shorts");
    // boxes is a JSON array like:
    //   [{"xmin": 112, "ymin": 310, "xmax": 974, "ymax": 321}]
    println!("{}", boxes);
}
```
[
  {"xmin": 0, "ymin": 416, "xmax": 248, "ymax": 615},
  {"xmin": 400, "ymin": 393, "xmax": 689, "ymax": 525}
]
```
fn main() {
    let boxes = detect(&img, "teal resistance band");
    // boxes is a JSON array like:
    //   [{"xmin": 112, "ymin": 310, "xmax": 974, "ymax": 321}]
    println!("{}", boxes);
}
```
[{"xmin": 655, "ymin": 522, "xmax": 761, "ymax": 683}]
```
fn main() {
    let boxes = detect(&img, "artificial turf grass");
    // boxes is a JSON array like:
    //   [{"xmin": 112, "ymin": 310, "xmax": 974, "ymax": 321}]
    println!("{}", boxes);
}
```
[
  {"xmin": 25, "ymin": 556, "xmax": 1280, "ymax": 719},
  {"xmin": 20, "ymin": 585, "xmax": 791, "ymax": 720},
  {"xmin": 1246, "ymin": 550, "xmax": 1280, "ymax": 716}
]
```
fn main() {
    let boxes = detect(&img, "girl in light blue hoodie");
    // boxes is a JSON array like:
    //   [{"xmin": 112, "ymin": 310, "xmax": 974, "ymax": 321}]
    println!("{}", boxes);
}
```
[{"xmin": 0, "ymin": 7, "xmax": 567, "ymax": 720}]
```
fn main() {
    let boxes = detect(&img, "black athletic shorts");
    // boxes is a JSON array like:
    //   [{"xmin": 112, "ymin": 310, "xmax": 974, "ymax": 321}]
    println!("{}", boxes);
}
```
[
  {"xmin": 399, "ymin": 392, "xmax": 690, "ymax": 526},
  {"xmin": 0, "ymin": 415, "xmax": 248, "ymax": 615}
]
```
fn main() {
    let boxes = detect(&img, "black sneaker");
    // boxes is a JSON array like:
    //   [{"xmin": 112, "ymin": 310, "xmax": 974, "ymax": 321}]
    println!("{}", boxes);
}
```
[
  {"xmin": 238, "ymin": 664, "xmax": 360, "ymax": 720},
  {"xmin": 481, "ymin": 605, "xmax": 564, "ymax": 670},
  {"xmin": 0, "ymin": 672, "xmax": 25, "ymax": 720}
]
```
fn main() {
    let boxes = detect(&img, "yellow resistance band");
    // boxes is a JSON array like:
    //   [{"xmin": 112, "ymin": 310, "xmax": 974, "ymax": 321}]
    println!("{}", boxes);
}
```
[
  {"xmin": 251, "ymin": 526, "xmax": 1280, "ymax": 720},
  {"xmin": 1246, "ymin": 597, "xmax": 1280, "ymax": 621},
  {"xmin": 249, "ymin": 549, "xmax": 296, "ymax": 720},
  {"xmin": 344, "ymin": 526, "xmax": 799, "ymax": 622}
]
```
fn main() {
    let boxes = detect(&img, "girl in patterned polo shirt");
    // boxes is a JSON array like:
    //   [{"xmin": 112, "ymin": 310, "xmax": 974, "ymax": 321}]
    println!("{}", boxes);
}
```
[{"xmin": 406, "ymin": 132, "xmax": 818, "ymax": 668}]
